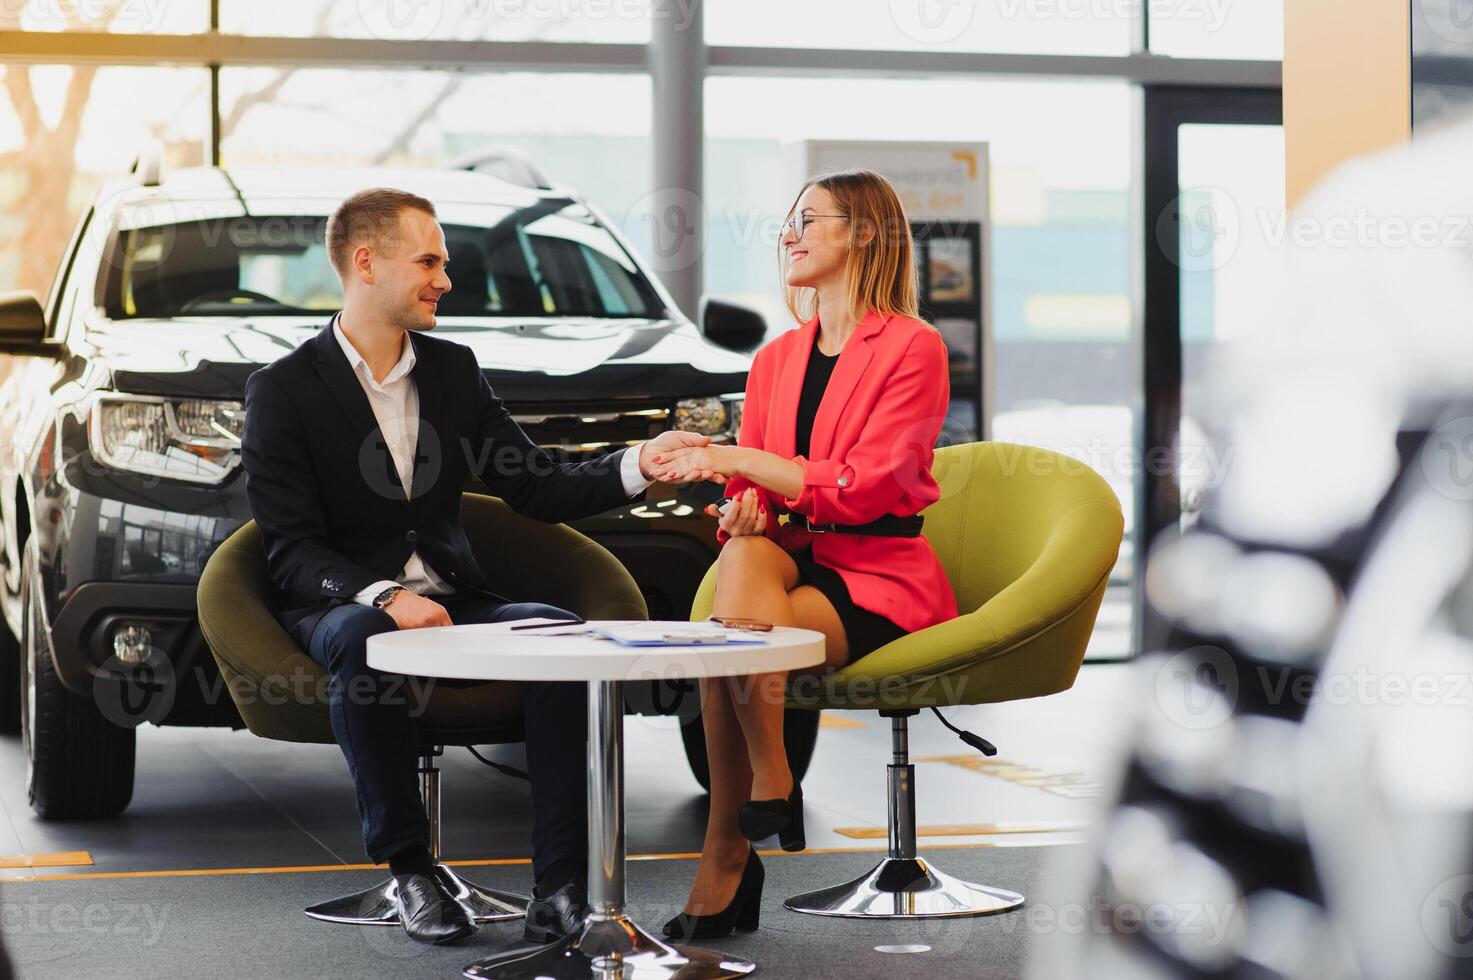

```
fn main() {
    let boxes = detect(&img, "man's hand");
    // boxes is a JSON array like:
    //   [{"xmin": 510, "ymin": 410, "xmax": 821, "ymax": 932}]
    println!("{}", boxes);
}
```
[
  {"xmin": 648, "ymin": 444, "xmax": 745, "ymax": 485},
  {"xmin": 383, "ymin": 590, "xmax": 452, "ymax": 630},
  {"xmin": 639, "ymin": 430, "xmax": 714, "ymax": 481}
]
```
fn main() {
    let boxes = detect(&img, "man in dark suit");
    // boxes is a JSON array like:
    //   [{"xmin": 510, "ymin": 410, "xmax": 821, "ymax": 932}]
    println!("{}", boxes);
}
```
[{"xmin": 241, "ymin": 187, "xmax": 713, "ymax": 945}]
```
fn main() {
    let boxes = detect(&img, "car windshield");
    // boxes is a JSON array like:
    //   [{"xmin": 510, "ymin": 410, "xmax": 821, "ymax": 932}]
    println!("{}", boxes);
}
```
[{"xmin": 101, "ymin": 199, "xmax": 665, "ymax": 320}]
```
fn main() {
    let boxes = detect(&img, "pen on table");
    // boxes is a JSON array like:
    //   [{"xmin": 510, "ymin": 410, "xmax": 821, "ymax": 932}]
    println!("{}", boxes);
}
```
[{"xmin": 508, "ymin": 618, "xmax": 588, "ymax": 631}]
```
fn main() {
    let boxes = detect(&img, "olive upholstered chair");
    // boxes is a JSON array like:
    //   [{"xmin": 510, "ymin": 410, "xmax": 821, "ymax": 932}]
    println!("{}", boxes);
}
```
[
  {"xmin": 690, "ymin": 441, "xmax": 1124, "ymax": 919},
  {"xmin": 198, "ymin": 492, "xmax": 647, "ymax": 927}
]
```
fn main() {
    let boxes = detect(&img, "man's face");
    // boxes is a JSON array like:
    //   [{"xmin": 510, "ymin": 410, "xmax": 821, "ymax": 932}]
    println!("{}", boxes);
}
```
[{"xmin": 364, "ymin": 208, "xmax": 452, "ymax": 332}]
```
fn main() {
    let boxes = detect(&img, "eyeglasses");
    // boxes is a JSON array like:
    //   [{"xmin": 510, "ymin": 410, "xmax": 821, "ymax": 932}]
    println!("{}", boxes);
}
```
[{"xmin": 781, "ymin": 213, "xmax": 849, "ymax": 241}]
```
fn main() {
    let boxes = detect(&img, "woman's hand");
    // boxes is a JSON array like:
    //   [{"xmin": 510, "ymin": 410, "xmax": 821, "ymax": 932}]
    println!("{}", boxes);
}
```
[
  {"xmin": 706, "ymin": 486, "xmax": 767, "ymax": 537},
  {"xmin": 648, "ymin": 444, "xmax": 744, "ymax": 485}
]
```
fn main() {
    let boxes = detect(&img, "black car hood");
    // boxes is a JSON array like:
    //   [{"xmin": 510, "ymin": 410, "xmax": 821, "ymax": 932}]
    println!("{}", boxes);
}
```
[{"xmin": 84, "ymin": 315, "xmax": 753, "ymax": 402}]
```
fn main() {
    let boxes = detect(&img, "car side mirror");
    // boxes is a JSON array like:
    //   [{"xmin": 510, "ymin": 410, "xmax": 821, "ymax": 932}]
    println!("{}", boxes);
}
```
[
  {"xmin": 698, "ymin": 296, "xmax": 767, "ymax": 354},
  {"xmin": 0, "ymin": 292, "xmax": 60, "ymax": 356}
]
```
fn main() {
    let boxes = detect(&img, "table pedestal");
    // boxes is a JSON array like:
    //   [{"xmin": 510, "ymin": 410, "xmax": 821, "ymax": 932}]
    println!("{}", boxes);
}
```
[{"xmin": 463, "ymin": 681, "xmax": 756, "ymax": 979}]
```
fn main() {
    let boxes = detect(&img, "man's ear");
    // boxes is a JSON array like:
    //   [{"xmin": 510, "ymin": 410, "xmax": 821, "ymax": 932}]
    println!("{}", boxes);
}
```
[{"xmin": 351, "ymin": 243, "xmax": 375, "ymax": 285}]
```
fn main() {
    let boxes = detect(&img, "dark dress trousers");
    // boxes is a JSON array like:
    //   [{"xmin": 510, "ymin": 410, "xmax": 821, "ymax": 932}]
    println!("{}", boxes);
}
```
[{"xmin": 241, "ymin": 320, "xmax": 636, "ymax": 871}]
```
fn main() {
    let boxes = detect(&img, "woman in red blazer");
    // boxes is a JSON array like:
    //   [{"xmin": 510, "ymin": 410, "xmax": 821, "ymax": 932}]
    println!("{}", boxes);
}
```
[{"xmin": 648, "ymin": 169, "xmax": 958, "ymax": 940}]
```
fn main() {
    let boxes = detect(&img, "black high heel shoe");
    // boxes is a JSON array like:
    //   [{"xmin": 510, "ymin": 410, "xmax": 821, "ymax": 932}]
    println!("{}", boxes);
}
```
[
  {"xmin": 662, "ymin": 849, "xmax": 764, "ymax": 941},
  {"xmin": 738, "ymin": 780, "xmax": 805, "ymax": 851}
]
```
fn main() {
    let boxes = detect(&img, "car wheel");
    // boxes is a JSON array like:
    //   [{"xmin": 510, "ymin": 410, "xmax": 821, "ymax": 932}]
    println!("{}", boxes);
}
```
[
  {"xmin": 19, "ymin": 545, "xmax": 135, "ymax": 819},
  {"xmin": 679, "ymin": 706, "xmax": 821, "ymax": 794}
]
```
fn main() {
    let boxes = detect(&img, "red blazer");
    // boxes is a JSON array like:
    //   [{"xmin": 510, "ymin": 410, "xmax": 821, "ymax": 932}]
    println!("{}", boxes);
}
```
[{"xmin": 718, "ymin": 309, "xmax": 959, "ymax": 635}]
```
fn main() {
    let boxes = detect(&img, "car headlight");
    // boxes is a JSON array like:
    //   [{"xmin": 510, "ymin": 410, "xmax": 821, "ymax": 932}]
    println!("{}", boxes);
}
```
[
  {"xmin": 675, "ymin": 395, "xmax": 744, "ymax": 440},
  {"xmin": 88, "ymin": 393, "xmax": 244, "ymax": 484}
]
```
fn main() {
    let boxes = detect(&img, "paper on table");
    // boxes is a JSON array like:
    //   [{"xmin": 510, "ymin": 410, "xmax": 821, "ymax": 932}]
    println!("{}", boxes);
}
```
[{"xmin": 593, "ymin": 622, "xmax": 769, "ymax": 646}]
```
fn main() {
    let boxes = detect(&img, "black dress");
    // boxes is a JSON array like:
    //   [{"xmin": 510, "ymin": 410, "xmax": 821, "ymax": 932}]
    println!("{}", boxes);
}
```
[{"xmin": 788, "ymin": 331, "xmax": 908, "ymax": 663}]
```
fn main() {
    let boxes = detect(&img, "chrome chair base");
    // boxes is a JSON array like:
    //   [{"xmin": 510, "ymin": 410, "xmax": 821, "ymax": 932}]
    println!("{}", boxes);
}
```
[
  {"xmin": 462, "ymin": 914, "xmax": 755, "ymax": 979},
  {"xmin": 304, "ymin": 863, "xmax": 528, "ymax": 926},
  {"xmin": 784, "ymin": 856, "xmax": 1025, "ymax": 919}
]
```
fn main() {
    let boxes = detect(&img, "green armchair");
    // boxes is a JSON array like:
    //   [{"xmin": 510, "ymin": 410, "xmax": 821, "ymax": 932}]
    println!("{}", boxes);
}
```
[
  {"xmin": 690, "ymin": 441, "xmax": 1124, "ymax": 918},
  {"xmin": 198, "ymin": 492, "xmax": 647, "ymax": 927}
]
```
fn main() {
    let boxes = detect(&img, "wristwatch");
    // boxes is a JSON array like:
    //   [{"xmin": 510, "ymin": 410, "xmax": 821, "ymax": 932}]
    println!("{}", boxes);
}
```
[{"xmin": 372, "ymin": 585, "xmax": 406, "ymax": 609}]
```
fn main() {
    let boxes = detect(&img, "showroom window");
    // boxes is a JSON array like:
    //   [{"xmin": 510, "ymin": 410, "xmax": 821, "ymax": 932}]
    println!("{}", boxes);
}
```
[
  {"xmin": 218, "ymin": 69, "xmax": 652, "ymax": 238},
  {"xmin": 220, "ymin": 0, "xmax": 651, "ymax": 42},
  {"xmin": 0, "ymin": 64, "xmax": 208, "ymax": 296},
  {"xmin": 705, "ymin": 0, "xmax": 1132, "ymax": 55}
]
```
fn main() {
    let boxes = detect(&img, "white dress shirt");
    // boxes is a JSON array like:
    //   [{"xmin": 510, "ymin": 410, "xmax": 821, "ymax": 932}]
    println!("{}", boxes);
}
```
[{"xmin": 331, "ymin": 316, "xmax": 653, "ymax": 607}]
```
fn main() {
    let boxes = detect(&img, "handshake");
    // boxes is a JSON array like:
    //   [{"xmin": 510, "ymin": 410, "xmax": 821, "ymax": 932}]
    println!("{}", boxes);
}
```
[
  {"xmin": 639, "ymin": 431, "xmax": 768, "ymax": 538},
  {"xmin": 638, "ymin": 430, "xmax": 741, "ymax": 485}
]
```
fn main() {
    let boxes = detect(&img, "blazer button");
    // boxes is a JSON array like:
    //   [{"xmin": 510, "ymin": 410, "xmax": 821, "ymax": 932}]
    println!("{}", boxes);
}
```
[
  {"xmin": 837, "ymin": 476, "xmax": 849, "ymax": 487},
  {"xmin": 406, "ymin": 530, "xmax": 418, "ymax": 544}
]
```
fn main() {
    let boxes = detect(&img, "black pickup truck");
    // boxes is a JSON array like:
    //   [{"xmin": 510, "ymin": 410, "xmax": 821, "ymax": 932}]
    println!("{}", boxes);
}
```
[{"xmin": 0, "ymin": 162, "xmax": 814, "ymax": 818}]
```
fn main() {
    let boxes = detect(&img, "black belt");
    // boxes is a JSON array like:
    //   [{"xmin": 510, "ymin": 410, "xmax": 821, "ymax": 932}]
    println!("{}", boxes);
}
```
[{"xmin": 787, "ymin": 512, "xmax": 924, "ymax": 537}]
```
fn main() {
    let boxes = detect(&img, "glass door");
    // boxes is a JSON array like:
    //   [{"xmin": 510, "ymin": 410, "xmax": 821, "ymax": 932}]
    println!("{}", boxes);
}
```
[{"xmin": 1137, "ymin": 87, "xmax": 1283, "ymax": 654}]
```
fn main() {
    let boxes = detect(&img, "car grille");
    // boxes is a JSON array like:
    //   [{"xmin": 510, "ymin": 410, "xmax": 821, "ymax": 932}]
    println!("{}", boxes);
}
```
[{"xmin": 512, "ymin": 403, "xmax": 671, "ymax": 462}]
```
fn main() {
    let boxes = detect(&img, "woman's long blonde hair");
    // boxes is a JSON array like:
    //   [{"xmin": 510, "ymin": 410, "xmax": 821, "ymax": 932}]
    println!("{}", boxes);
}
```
[{"xmin": 781, "ymin": 168, "xmax": 920, "ymax": 326}]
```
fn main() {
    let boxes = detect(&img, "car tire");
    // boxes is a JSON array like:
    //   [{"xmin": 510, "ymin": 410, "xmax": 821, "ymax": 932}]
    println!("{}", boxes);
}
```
[
  {"xmin": 19, "ymin": 546, "xmax": 135, "ymax": 820},
  {"xmin": 679, "ymin": 706, "xmax": 821, "ymax": 794}
]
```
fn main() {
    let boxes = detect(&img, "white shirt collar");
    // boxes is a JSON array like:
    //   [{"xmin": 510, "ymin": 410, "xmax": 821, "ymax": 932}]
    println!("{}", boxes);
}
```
[{"xmin": 332, "ymin": 313, "xmax": 416, "ymax": 387}]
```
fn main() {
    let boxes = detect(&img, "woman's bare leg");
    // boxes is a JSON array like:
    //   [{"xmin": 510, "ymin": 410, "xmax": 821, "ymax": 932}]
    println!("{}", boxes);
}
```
[
  {"xmin": 681, "ymin": 676, "xmax": 755, "ymax": 914},
  {"xmin": 710, "ymin": 537, "xmax": 802, "ymax": 801},
  {"xmin": 680, "ymin": 537, "xmax": 799, "ymax": 914}
]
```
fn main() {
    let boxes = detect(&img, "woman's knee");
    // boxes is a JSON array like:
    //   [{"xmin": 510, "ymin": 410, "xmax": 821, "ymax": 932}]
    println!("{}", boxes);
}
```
[{"xmin": 717, "ymin": 535, "xmax": 784, "ymax": 575}]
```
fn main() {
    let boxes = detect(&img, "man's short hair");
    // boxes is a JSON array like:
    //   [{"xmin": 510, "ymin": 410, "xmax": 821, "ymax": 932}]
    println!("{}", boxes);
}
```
[{"xmin": 325, "ymin": 187, "xmax": 437, "ymax": 277}]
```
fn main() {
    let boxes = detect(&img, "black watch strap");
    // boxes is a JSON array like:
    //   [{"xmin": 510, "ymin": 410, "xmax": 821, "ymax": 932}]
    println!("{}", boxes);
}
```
[{"xmin": 372, "ymin": 585, "xmax": 405, "ymax": 609}]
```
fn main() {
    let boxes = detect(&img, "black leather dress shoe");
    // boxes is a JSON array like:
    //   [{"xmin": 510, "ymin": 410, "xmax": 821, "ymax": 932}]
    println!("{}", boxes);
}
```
[
  {"xmin": 523, "ymin": 877, "xmax": 588, "ymax": 944},
  {"xmin": 393, "ymin": 872, "xmax": 477, "ymax": 945}
]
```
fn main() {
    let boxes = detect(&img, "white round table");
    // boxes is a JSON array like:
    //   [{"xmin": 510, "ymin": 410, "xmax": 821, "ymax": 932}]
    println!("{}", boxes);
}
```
[{"xmin": 367, "ymin": 619, "xmax": 825, "ymax": 980}]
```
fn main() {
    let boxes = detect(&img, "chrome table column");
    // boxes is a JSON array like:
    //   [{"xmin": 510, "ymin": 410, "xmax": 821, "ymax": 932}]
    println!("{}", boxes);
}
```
[{"xmin": 464, "ymin": 681, "xmax": 756, "ymax": 979}]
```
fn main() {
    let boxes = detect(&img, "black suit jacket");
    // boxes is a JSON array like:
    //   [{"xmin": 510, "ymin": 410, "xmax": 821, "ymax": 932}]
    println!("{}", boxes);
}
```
[{"xmin": 241, "ymin": 320, "xmax": 636, "ymax": 650}]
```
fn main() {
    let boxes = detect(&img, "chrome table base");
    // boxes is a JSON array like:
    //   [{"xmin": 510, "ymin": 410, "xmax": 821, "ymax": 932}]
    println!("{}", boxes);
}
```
[
  {"xmin": 463, "ymin": 914, "xmax": 754, "ymax": 980},
  {"xmin": 304, "ymin": 863, "xmax": 527, "ymax": 925},
  {"xmin": 465, "ymin": 680, "xmax": 753, "ymax": 978},
  {"xmin": 784, "ymin": 856, "xmax": 1024, "ymax": 919}
]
